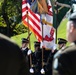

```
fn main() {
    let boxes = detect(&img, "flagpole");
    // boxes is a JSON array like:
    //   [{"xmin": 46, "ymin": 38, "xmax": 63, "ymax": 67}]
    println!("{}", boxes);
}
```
[
  {"xmin": 54, "ymin": 0, "xmax": 58, "ymax": 44},
  {"xmin": 42, "ymin": 16, "xmax": 44, "ymax": 69},
  {"xmin": 26, "ymin": 10, "xmax": 33, "ymax": 73},
  {"xmin": 40, "ymin": 14, "xmax": 45, "ymax": 74},
  {"xmin": 27, "ymin": 12, "xmax": 31, "ymax": 49}
]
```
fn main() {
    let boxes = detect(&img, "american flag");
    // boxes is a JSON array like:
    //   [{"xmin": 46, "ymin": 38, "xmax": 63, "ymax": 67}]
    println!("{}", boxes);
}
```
[
  {"xmin": 22, "ymin": 0, "xmax": 42, "ymax": 41},
  {"xmin": 22, "ymin": 0, "xmax": 56, "ymax": 50}
]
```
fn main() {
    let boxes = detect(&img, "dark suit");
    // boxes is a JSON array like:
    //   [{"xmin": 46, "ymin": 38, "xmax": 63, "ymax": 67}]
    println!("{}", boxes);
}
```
[
  {"xmin": 34, "ymin": 48, "xmax": 54, "ymax": 75},
  {"xmin": 53, "ymin": 42, "xmax": 76, "ymax": 75},
  {"xmin": 44, "ymin": 49, "xmax": 58, "ymax": 75},
  {"xmin": 0, "ymin": 33, "xmax": 31, "ymax": 75},
  {"xmin": 21, "ymin": 47, "xmax": 29, "ymax": 57}
]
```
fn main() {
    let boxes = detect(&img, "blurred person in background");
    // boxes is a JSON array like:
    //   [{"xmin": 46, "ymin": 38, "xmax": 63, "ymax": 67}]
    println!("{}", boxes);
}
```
[
  {"xmin": 53, "ymin": 12, "xmax": 76, "ymax": 75},
  {"xmin": 0, "ymin": 33, "xmax": 31, "ymax": 75}
]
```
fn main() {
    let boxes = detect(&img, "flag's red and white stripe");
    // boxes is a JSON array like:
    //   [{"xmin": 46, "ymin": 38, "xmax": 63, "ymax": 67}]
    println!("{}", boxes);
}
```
[{"xmin": 22, "ymin": 0, "xmax": 42, "ymax": 41}]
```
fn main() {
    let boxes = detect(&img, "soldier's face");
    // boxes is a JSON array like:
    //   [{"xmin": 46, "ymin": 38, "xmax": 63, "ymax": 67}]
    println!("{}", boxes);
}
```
[
  {"xmin": 34, "ymin": 46, "xmax": 40, "ymax": 51},
  {"xmin": 22, "ymin": 43, "xmax": 28, "ymax": 48},
  {"xmin": 58, "ymin": 44, "xmax": 64, "ymax": 49}
]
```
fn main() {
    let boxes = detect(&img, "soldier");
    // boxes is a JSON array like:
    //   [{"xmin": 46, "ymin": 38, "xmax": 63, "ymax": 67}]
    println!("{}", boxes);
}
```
[
  {"xmin": 43, "ymin": 48, "xmax": 58, "ymax": 75},
  {"xmin": 34, "ymin": 41, "xmax": 41, "ymax": 51},
  {"xmin": 28, "ymin": 41, "xmax": 41, "ymax": 75},
  {"xmin": 21, "ymin": 38, "xmax": 29, "ymax": 51},
  {"xmin": 53, "ymin": 12, "xmax": 76, "ymax": 75},
  {"xmin": 33, "ymin": 41, "xmax": 42, "ymax": 75},
  {"xmin": 33, "ymin": 41, "xmax": 57, "ymax": 75},
  {"xmin": 21, "ymin": 38, "xmax": 30, "ymax": 57},
  {"xmin": 21, "ymin": 38, "xmax": 34, "ymax": 74},
  {"xmin": 58, "ymin": 38, "xmax": 67, "ymax": 49},
  {"xmin": 34, "ymin": 42, "xmax": 53, "ymax": 75}
]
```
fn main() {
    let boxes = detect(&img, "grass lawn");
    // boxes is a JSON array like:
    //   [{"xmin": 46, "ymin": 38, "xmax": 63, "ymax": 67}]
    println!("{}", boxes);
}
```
[
  {"xmin": 57, "ymin": 18, "xmax": 68, "ymax": 39},
  {"xmin": 57, "ymin": 18, "xmax": 70, "ymax": 46}
]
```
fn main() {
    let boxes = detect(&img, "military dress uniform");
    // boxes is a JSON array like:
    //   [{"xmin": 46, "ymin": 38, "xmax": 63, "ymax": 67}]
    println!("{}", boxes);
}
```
[
  {"xmin": 33, "ymin": 41, "xmax": 58, "ymax": 75},
  {"xmin": 44, "ymin": 49, "xmax": 58, "ymax": 75},
  {"xmin": 34, "ymin": 48, "xmax": 52, "ymax": 75},
  {"xmin": 32, "ymin": 41, "xmax": 42, "ymax": 75},
  {"xmin": 34, "ymin": 49, "xmax": 43, "ymax": 75},
  {"xmin": 21, "ymin": 38, "xmax": 34, "ymax": 74},
  {"xmin": 52, "ymin": 42, "xmax": 76, "ymax": 75},
  {"xmin": 21, "ymin": 38, "xmax": 30, "ymax": 57}
]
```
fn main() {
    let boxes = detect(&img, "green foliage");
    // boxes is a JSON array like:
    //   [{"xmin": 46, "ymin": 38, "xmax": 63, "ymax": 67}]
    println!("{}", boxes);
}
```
[
  {"xmin": 0, "ymin": 0, "xmax": 25, "ymax": 37},
  {"xmin": 53, "ymin": 0, "xmax": 71, "ymax": 29},
  {"xmin": 0, "ymin": 17, "xmax": 6, "ymax": 26},
  {"xmin": 13, "ymin": 23, "xmax": 28, "ymax": 35}
]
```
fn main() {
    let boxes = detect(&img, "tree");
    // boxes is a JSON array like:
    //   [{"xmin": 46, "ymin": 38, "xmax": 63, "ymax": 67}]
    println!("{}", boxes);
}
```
[
  {"xmin": 53, "ymin": 0, "xmax": 71, "ymax": 29},
  {"xmin": 0, "ymin": 0, "xmax": 27, "ymax": 37}
]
